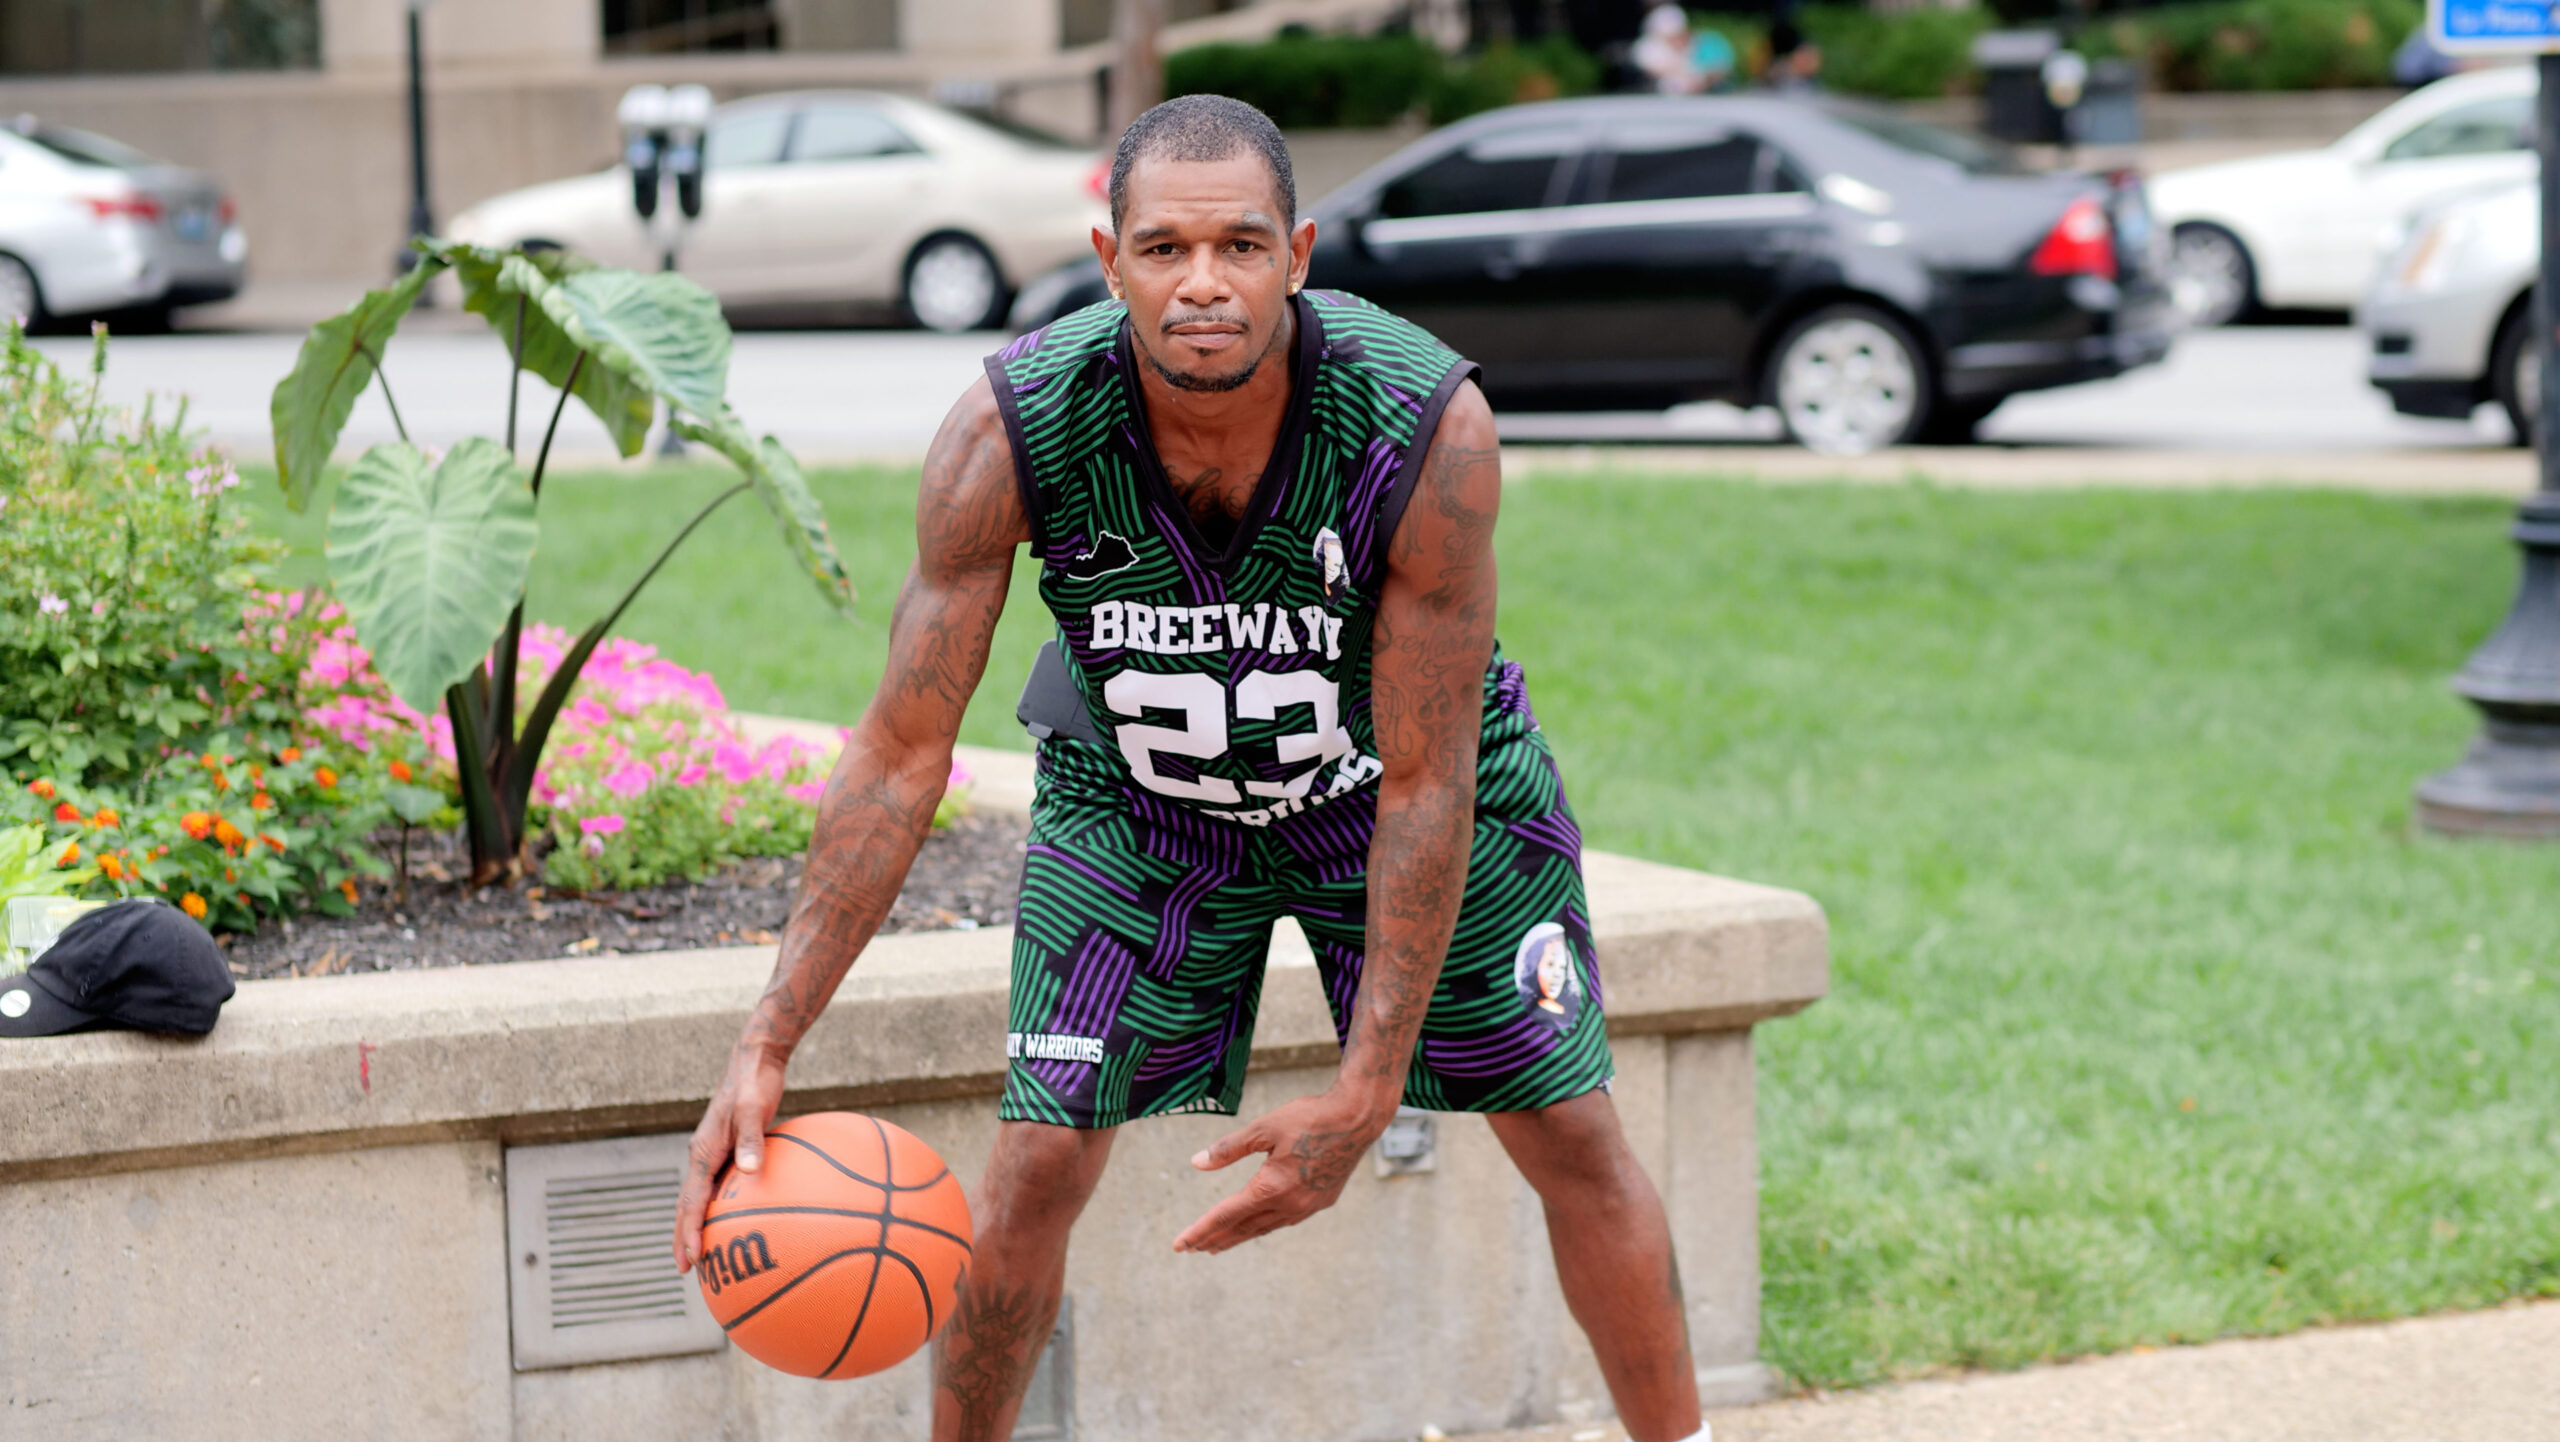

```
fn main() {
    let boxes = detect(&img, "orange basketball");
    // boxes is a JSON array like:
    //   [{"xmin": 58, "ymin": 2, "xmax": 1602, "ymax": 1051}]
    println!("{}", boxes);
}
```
[{"xmin": 698, "ymin": 1112, "xmax": 974, "ymax": 1379}]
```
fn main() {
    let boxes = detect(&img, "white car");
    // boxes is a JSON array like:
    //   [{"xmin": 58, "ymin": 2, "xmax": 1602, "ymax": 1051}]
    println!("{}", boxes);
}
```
[
  {"xmin": 0, "ymin": 117, "xmax": 247, "ymax": 327},
  {"xmin": 2150, "ymin": 66, "xmax": 2534, "ymax": 326},
  {"xmin": 2361, "ymin": 177, "xmax": 2536, "ymax": 445},
  {"xmin": 447, "ymin": 92, "xmax": 1109, "ymax": 333}
]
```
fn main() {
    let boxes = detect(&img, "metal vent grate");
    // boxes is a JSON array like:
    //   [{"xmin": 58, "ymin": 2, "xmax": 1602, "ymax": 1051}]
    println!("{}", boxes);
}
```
[{"xmin": 505, "ymin": 1133, "xmax": 727, "ymax": 1370}]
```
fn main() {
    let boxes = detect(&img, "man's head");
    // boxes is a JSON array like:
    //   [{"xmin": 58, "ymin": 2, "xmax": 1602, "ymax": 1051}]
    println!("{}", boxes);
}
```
[
  {"xmin": 1535, "ymin": 935, "xmax": 1573, "ymax": 1002},
  {"xmin": 1096, "ymin": 95, "xmax": 1315, "ymax": 394}
]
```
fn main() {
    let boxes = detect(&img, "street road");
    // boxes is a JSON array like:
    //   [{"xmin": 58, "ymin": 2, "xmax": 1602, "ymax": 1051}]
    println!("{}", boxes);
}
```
[{"xmin": 35, "ymin": 322, "xmax": 2519, "ymax": 466}]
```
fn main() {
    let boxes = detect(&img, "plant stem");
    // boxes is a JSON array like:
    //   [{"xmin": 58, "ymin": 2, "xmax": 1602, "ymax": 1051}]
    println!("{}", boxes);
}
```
[
  {"xmin": 359, "ymin": 342, "xmax": 411, "ymax": 445},
  {"xmin": 528, "ymin": 351, "xmax": 585, "ymax": 500},
  {"xmin": 505, "ymin": 295, "xmax": 525, "ymax": 457},
  {"xmin": 396, "ymin": 822, "xmax": 412, "ymax": 906}
]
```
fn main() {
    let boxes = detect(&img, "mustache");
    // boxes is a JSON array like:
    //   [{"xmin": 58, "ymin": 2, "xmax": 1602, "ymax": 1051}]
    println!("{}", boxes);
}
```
[{"xmin": 1158, "ymin": 308, "xmax": 1251, "ymax": 333}]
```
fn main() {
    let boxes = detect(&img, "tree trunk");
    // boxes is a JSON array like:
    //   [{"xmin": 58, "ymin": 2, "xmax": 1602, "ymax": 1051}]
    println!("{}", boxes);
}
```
[{"xmin": 1107, "ymin": 0, "xmax": 1166, "ymax": 136}]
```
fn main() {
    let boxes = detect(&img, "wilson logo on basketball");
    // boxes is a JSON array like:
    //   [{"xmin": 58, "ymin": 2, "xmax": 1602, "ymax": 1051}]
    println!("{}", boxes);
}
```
[{"xmin": 699, "ymin": 1230, "xmax": 776, "ymax": 1295}]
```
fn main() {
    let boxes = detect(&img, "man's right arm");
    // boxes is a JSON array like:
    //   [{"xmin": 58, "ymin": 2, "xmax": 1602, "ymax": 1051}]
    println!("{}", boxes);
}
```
[{"xmin": 674, "ymin": 376, "xmax": 1028, "ymax": 1271}]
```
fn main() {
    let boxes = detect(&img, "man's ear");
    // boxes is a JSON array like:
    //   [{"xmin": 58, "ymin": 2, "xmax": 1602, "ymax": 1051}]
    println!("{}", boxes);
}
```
[
  {"xmin": 1287, "ymin": 217, "xmax": 1316, "ymax": 295},
  {"xmin": 1091, "ymin": 225, "xmax": 1123, "ymax": 301}
]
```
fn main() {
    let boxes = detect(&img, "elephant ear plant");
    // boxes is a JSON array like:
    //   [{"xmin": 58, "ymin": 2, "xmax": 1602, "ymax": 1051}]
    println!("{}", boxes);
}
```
[{"xmin": 270, "ymin": 242, "xmax": 855, "ymax": 885}]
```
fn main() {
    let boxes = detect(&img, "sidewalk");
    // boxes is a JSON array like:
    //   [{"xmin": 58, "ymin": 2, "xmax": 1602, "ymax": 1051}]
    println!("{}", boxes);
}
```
[
  {"xmin": 1503, "ymin": 444, "xmax": 2538, "ymax": 497},
  {"xmin": 1452, "ymin": 1300, "xmax": 2560, "ymax": 1442}
]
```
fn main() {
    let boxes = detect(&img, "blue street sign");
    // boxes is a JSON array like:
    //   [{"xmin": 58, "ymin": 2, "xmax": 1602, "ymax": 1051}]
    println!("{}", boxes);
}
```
[{"xmin": 2433, "ymin": 0, "xmax": 2560, "ymax": 54}]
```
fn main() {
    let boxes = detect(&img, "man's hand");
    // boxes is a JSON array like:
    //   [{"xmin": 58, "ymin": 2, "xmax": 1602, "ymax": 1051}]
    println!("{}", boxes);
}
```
[
  {"xmin": 1171, "ymin": 1088, "xmax": 1395, "ymax": 1254},
  {"xmin": 673, "ymin": 1042, "xmax": 789, "ymax": 1271}
]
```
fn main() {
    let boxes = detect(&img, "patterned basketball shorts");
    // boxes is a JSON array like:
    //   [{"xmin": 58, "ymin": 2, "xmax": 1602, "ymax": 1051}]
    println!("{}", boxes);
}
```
[{"xmin": 999, "ymin": 696, "xmax": 1614, "ymax": 1129}]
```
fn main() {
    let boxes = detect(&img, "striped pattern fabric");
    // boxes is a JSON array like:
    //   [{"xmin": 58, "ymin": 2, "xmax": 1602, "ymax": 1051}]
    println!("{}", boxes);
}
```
[{"xmin": 985, "ymin": 291, "xmax": 1613, "ymax": 1127}]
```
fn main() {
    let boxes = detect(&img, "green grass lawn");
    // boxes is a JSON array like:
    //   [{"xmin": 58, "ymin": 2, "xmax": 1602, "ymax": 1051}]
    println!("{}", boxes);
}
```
[{"xmin": 247, "ymin": 464, "xmax": 2559, "ymax": 1388}]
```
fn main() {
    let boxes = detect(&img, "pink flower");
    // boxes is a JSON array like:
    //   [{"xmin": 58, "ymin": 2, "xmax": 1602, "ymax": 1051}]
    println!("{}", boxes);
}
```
[
  {"xmin": 603, "ymin": 761, "xmax": 655, "ymax": 799},
  {"xmin": 579, "ymin": 814, "xmax": 626, "ymax": 836},
  {"xmin": 784, "ymin": 781, "xmax": 825, "ymax": 805},
  {"xmin": 674, "ymin": 763, "xmax": 707, "ymax": 788},
  {"xmin": 949, "ymin": 760, "xmax": 974, "ymax": 788}
]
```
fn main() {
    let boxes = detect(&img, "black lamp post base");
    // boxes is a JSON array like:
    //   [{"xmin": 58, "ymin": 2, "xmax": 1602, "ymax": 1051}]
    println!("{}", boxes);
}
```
[{"xmin": 2417, "ymin": 723, "xmax": 2560, "ymax": 837}]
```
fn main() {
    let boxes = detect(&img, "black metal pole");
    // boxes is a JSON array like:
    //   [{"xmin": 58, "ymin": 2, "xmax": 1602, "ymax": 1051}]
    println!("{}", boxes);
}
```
[
  {"xmin": 400, "ymin": 4, "xmax": 435, "ymax": 288},
  {"xmin": 2413, "ymin": 52, "xmax": 2560, "ymax": 835}
]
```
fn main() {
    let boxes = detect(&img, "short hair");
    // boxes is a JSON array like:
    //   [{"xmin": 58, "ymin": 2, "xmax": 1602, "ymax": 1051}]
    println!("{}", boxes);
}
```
[{"xmin": 1108, "ymin": 94, "xmax": 1297, "ymax": 234}]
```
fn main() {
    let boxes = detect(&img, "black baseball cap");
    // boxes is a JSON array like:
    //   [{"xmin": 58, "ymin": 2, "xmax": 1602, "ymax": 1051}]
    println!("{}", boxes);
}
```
[{"xmin": 0, "ymin": 900, "xmax": 234, "ymax": 1038}]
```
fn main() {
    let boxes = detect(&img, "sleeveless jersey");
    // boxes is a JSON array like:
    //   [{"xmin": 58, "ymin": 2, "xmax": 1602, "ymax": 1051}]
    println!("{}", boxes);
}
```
[{"xmin": 985, "ymin": 289, "xmax": 1483, "ymax": 827}]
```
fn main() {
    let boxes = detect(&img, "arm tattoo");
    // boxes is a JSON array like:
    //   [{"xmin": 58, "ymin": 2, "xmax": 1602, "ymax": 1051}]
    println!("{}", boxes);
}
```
[
  {"xmin": 1338, "ymin": 386, "xmax": 1502, "ymax": 1105},
  {"xmin": 740, "ymin": 379, "xmax": 1029, "ymax": 1060}
]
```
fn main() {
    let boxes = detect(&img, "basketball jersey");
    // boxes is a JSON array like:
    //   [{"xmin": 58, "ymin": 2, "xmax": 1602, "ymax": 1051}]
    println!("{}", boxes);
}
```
[{"xmin": 984, "ymin": 289, "xmax": 1485, "ymax": 827}]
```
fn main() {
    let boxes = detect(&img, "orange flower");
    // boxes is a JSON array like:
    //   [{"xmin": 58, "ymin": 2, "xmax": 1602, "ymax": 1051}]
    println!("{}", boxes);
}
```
[
  {"xmin": 180, "ymin": 893, "xmax": 207, "ymax": 920},
  {"xmin": 180, "ymin": 811, "xmax": 215, "ymax": 840},
  {"xmin": 278, "ymin": 746, "xmax": 302, "ymax": 764},
  {"xmin": 250, "ymin": 791, "xmax": 274, "ymax": 812},
  {"xmin": 56, "ymin": 841, "xmax": 79, "ymax": 868},
  {"xmin": 261, "ymin": 833, "xmax": 287, "ymax": 853},
  {"xmin": 52, "ymin": 801, "xmax": 78, "ymax": 824},
  {"xmin": 389, "ymin": 759, "xmax": 413, "ymax": 783},
  {"xmin": 314, "ymin": 766, "xmax": 339, "ymax": 789},
  {"xmin": 87, "ymin": 808, "xmax": 120, "ymax": 830},
  {"xmin": 211, "ymin": 772, "xmax": 230, "ymax": 792},
  {"xmin": 338, "ymin": 877, "xmax": 359, "ymax": 905},
  {"xmin": 99, "ymin": 853, "xmax": 126, "ymax": 881},
  {"xmin": 26, "ymin": 779, "xmax": 53, "ymax": 800},
  {"xmin": 200, "ymin": 754, "xmax": 219, "ymax": 769},
  {"xmin": 223, "ymin": 867, "xmax": 236, "ymax": 883},
  {"xmin": 250, "ymin": 764, "xmax": 266, "ymax": 784},
  {"xmin": 235, "ymin": 892, "xmax": 250, "ymax": 909},
  {"xmin": 213, "ymin": 819, "xmax": 247, "ymax": 850}
]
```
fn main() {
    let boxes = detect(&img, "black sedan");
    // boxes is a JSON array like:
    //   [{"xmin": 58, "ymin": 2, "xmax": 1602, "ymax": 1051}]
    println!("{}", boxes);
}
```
[{"xmin": 1010, "ymin": 96, "xmax": 2177, "ymax": 452}]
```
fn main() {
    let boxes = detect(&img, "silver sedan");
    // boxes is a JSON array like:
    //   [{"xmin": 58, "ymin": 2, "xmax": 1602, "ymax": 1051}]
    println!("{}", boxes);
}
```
[
  {"xmin": 0, "ymin": 118, "xmax": 247, "ymax": 326},
  {"xmin": 2361, "ymin": 177, "xmax": 2536, "ymax": 446}
]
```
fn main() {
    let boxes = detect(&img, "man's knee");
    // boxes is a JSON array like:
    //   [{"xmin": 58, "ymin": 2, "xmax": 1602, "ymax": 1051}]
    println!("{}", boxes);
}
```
[
  {"xmin": 978, "ymin": 1122, "xmax": 1116, "ymax": 1236},
  {"xmin": 1491, "ymin": 1089, "xmax": 1647, "ymax": 1203}
]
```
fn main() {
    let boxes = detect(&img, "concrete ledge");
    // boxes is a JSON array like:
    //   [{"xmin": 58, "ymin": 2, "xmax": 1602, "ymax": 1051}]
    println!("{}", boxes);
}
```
[{"xmin": 0, "ymin": 850, "xmax": 1824, "ymax": 1183}]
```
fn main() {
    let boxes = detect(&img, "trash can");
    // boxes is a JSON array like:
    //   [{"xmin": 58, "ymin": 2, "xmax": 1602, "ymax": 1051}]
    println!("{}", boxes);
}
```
[
  {"xmin": 2069, "ymin": 56, "xmax": 2143, "ymax": 146},
  {"xmin": 1974, "ymin": 29, "xmax": 2064, "ymax": 144}
]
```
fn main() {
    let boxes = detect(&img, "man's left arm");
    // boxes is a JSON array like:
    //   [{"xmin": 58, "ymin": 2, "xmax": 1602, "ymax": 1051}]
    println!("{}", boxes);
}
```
[{"xmin": 1174, "ymin": 382, "xmax": 1502, "ymax": 1254}]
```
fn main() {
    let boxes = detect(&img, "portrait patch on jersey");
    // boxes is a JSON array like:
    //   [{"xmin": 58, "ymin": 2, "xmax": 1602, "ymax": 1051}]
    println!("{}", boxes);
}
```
[
  {"xmin": 1312, "ymin": 527, "xmax": 1346, "ymax": 602},
  {"xmin": 1064, "ymin": 531, "xmax": 1139, "ymax": 581},
  {"xmin": 1514, "ymin": 922, "xmax": 1583, "ymax": 1028}
]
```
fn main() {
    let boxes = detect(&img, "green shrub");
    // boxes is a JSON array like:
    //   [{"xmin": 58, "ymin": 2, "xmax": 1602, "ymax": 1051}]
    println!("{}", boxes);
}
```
[
  {"xmin": 1797, "ymin": 4, "xmax": 1991, "ymax": 99},
  {"xmin": 2082, "ymin": 0, "xmax": 2419, "ymax": 92},
  {"xmin": 0, "ymin": 326, "xmax": 309, "ymax": 786},
  {"xmin": 1164, "ymin": 31, "xmax": 1598, "ymax": 130}
]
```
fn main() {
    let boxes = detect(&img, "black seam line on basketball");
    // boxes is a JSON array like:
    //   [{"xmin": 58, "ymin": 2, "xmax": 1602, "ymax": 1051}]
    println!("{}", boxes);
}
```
[
  {"xmin": 716, "ymin": 1245, "xmax": 922, "ymax": 1335},
  {"xmin": 767, "ymin": 1131, "xmax": 952, "ymax": 1192},
  {"xmin": 706, "ymin": 1206, "xmax": 973, "ymax": 1255},
  {"xmin": 825, "ymin": 1231, "xmax": 891, "ymax": 1379}
]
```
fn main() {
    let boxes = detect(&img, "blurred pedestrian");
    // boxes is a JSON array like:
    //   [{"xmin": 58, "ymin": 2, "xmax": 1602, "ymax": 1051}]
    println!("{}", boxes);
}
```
[
  {"xmin": 1635, "ymin": 3, "xmax": 1703, "ymax": 95},
  {"xmin": 1692, "ymin": 25, "xmax": 1738, "ymax": 92},
  {"xmin": 1766, "ymin": 15, "xmax": 1823, "ymax": 94}
]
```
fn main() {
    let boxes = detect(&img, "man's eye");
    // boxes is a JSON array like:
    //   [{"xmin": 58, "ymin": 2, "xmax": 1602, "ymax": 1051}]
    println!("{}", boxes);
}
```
[{"xmin": 1228, "ymin": 241, "xmax": 1259, "ymax": 254}]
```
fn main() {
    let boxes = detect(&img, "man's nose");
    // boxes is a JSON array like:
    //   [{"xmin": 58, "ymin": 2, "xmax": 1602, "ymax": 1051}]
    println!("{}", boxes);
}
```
[{"xmin": 1173, "ymin": 243, "xmax": 1230, "ymax": 306}]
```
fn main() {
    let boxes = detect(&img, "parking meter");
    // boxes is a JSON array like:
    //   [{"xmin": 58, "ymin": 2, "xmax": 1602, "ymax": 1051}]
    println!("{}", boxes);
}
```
[
  {"xmin": 664, "ymin": 84, "xmax": 712, "ymax": 221},
  {"xmin": 618, "ymin": 84, "xmax": 669, "ymax": 222}
]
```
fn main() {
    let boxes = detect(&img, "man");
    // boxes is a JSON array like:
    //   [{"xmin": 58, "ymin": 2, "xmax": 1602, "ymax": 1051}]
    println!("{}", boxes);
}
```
[{"xmin": 674, "ymin": 95, "xmax": 1709, "ymax": 1442}]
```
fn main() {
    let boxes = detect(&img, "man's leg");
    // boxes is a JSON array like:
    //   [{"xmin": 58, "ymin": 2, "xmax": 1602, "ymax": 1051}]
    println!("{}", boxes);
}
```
[
  {"xmin": 1486, "ymin": 1090, "xmax": 1703, "ymax": 1442},
  {"xmin": 933, "ymin": 1120, "xmax": 1116, "ymax": 1442}
]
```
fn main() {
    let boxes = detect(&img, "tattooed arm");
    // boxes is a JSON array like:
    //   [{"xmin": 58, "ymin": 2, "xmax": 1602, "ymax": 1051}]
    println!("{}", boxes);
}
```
[
  {"xmin": 1174, "ymin": 381, "xmax": 1502, "ymax": 1255},
  {"xmin": 675, "ymin": 376, "xmax": 1028, "ymax": 1271}
]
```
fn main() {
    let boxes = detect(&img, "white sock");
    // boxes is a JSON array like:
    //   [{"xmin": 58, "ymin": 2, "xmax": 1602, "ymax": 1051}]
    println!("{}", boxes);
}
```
[{"xmin": 1668, "ymin": 1428, "xmax": 1712, "ymax": 1442}]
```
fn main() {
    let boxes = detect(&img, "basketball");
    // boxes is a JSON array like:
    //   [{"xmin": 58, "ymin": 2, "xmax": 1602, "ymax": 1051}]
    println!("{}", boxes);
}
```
[{"xmin": 697, "ymin": 1112, "xmax": 974, "ymax": 1379}]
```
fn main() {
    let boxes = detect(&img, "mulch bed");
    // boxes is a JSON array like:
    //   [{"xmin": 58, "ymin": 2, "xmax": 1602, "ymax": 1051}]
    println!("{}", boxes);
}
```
[{"xmin": 219, "ymin": 811, "xmax": 1031, "ymax": 981}]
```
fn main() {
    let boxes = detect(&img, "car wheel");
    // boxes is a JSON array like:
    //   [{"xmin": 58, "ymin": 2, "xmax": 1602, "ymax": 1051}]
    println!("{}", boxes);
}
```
[
  {"xmin": 904, "ymin": 234, "xmax": 1006, "ymax": 334},
  {"xmin": 2168, "ymin": 223, "xmax": 2254, "ymax": 329},
  {"xmin": 2492, "ymin": 305, "xmax": 2536, "ymax": 449},
  {"xmin": 0, "ymin": 254, "xmax": 44, "ymax": 328},
  {"xmin": 1768, "ymin": 304, "xmax": 1932, "ymax": 455}
]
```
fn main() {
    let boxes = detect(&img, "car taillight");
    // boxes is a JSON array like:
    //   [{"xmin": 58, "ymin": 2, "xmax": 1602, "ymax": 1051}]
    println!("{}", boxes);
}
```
[
  {"xmin": 218, "ymin": 195, "xmax": 238, "ymax": 225},
  {"xmin": 2030, "ymin": 196, "xmax": 2115, "ymax": 280},
  {"xmin": 83, "ymin": 193, "xmax": 163, "ymax": 223},
  {"xmin": 1085, "ymin": 157, "xmax": 1109, "ymax": 202}
]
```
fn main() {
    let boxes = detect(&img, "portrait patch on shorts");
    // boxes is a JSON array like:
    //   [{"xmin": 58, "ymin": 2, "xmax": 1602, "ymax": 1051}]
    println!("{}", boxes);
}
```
[{"xmin": 1514, "ymin": 922, "xmax": 1583, "ymax": 1028}]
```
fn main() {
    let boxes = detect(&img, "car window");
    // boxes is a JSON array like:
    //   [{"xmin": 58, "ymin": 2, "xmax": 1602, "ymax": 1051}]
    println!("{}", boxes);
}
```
[
  {"xmin": 2381, "ymin": 95, "xmax": 2532, "ymax": 162},
  {"xmin": 705, "ymin": 110, "xmax": 791, "ymax": 169},
  {"xmin": 1817, "ymin": 103, "xmax": 2022, "ymax": 175},
  {"xmin": 1598, "ymin": 127, "xmax": 1760, "ymax": 202},
  {"xmin": 1377, "ymin": 128, "xmax": 1576, "ymax": 219},
  {"xmin": 10, "ymin": 122, "xmax": 157, "ymax": 170},
  {"xmin": 789, "ymin": 107, "xmax": 920, "ymax": 163}
]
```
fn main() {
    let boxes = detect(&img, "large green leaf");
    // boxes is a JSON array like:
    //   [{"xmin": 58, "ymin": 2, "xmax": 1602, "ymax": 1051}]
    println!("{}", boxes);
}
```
[
  {"xmin": 268, "ymin": 259, "xmax": 445, "ymax": 511},
  {"xmin": 538, "ymin": 267, "xmax": 731, "ymax": 423},
  {"xmin": 674, "ymin": 415, "xmax": 856, "ymax": 616},
  {"xmin": 325, "ymin": 439, "xmax": 540, "ymax": 714},
  {"xmin": 434, "ymin": 241, "xmax": 654, "ymax": 458}
]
